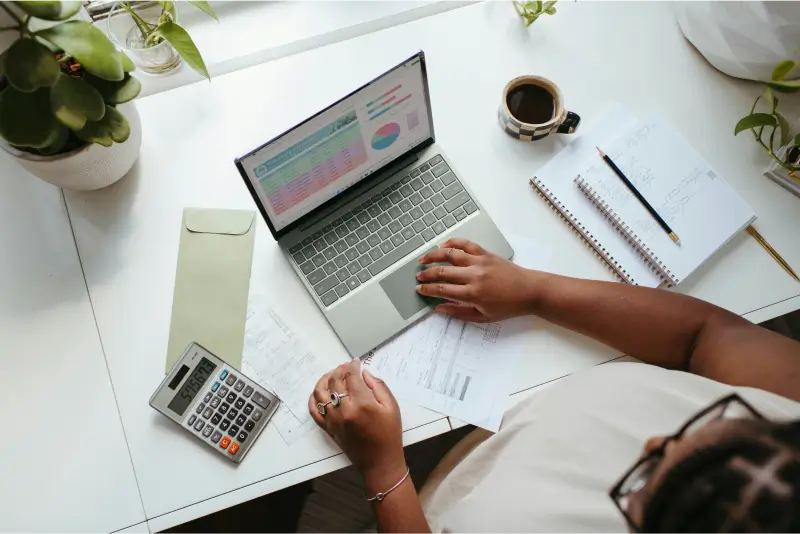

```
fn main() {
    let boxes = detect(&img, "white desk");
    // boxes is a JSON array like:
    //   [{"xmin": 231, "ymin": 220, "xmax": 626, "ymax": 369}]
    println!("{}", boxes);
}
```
[
  {"xmin": 62, "ymin": 1, "xmax": 800, "ymax": 530},
  {"xmin": 0, "ymin": 155, "xmax": 146, "ymax": 532}
]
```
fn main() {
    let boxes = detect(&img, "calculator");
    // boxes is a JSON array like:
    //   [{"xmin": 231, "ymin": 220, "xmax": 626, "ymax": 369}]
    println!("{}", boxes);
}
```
[{"xmin": 150, "ymin": 342, "xmax": 280, "ymax": 463}]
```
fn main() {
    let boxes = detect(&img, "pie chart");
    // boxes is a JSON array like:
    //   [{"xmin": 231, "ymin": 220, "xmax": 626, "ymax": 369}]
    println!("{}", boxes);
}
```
[{"xmin": 371, "ymin": 122, "xmax": 401, "ymax": 150}]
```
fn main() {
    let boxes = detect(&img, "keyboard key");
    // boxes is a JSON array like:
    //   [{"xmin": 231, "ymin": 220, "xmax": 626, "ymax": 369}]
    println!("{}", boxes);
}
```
[
  {"xmin": 219, "ymin": 419, "xmax": 230, "ymax": 431},
  {"xmin": 388, "ymin": 220, "xmax": 402, "ymax": 234},
  {"xmin": 420, "ymin": 200, "xmax": 434, "ymax": 213},
  {"xmin": 420, "ymin": 186, "xmax": 434, "ymax": 199},
  {"xmin": 342, "ymin": 212, "xmax": 354, "ymax": 221},
  {"xmin": 344, "ymin": 234, "xmax": 358, "ymax": 247},
  {"xmin": 388, "ymin": 206, "xmax": 402, "ymax": 219},
  {"xmin": 312, "ymin": 254, "xmax": 326, "ymax": 268},
  {"xmin": 228, "ymin": 424, "xmax": 239, "ymax": 437},
  {"xmin": 357, "ymin": 270, "xmax": 372, "ymax": 283},
  {"xmin": 353, "ymin": 205, "xmax": 363, "ymax": 214},
  {"xmin": 391, "ymin": 234, "xmax": 405, "ymax": 247},
  {"xmin": 367, "ymin": 205, "xmax": 381, "ymax": 217},
  {"xmin": 324, "ymin": 233, "xmax": 338, "ymax": 246},
  {"xmin": 367, "ymin": 234, "xmax": 381, "ymax": 247},
  {"xmin": 422, "ymin": 213, "xmax": 436, "ymax": 226},
  {"xmin": 356, "ymin": 242, "xmax": 370, "ymax": 254},
  {"xmin": 432, "ymin": 163, "xmax": 449, "ymax": 177},
  {"xmin": 196, "ymin": 403, "xmax": 206, "ymax": 414},
  {"xmin": 409, "ymin": 193, "xmax": 423, "ymax": 206},
  {"xmin": 237, "ymin": 431, "xmax": 249, "ymax": 442},
  {"xmin": 313, "ymin": 239, "xmax": 326, "ymax": 252},
  {"xmin": 399, "ymin": 214, "xmax": 413, "ymax": 226},
  {"xmin": 366, "ymin": 246, "xmax": 383, "ymax": 261},
  {"xmin": 357, "ymin": 212, "xmax": 371, "ymax": 225},
  {"xmin": 335, "ymin": 226, "xmax": 349, "ymax": 239},
  {"xmin": 401, "ymin": 175, "xmax": 412, "ymax": 184},
  {"xmin": 346, "ymin": 219, "xmax": 359, "ymax": 232},
  {"xmin": 301, "ymin": 246, "xmax": 315, "ymax": 259},
  {"xmin": 252, "ymin": 409, "xmax": 263, "ymax": 421},
  {"xmin": 243, "ymin": 403, "xmax": 254, "ymax": 416},
  {"xmin": 412, "ymin": 220, "xmax": 426, "ymax": 233},
  {"xmin": 441, "ymin": 171, "xmax": 456, "ymax": 185},
  {"xmin": 419, "ymin": 163, "xmax": 431, "ymax": 172},
  {"xmin": 389, "ymin": 191, "xmax": 403, "ymax": 203},
  {"xmin": 236, "ymin": 414, "xmax": 246, "ymax": 426},
  {"xmin": 322, "ymin": 224, "xmax": 333, "ymax": 233},
  {"xmin": 324, "ymin": 262, "xmax": 337, "ymax": 276},
  {"xmin": 377, "ymin": 213, "xmax": 391, "ymax": 226},
  {"xmin": 378, "ymin": 198, "xmax": 392, "ymax": 210},
  {"xmin": 302, "ymin": 236, "xmax": 314, "ymax": 245},
  {"xmin": 234, "ymin": 395, "xmax": 245, "ymax": 407},
  {"xmin": 337, "ymin": 268, "xmax": 350, "ymax": 282},
  {"xmin": 420, "ymin": 170, "xmax": 435, "ymax": 184},
  {"xmin": 218, "ymin": 385, "xmax": 229, "ymax": 397},
  {"xmin": 431, "ymin": 193, "xmax": 445, "ymax": 206},
  {"xmin": 335, "ymin": 283, "xmax": 350, "ymax": 297},
  {"xmin": 443, "ymin": 214, "xmax": 457, "ymax": 228},
  {"xmin": 410, "ymin": 207, "xmax": 423, "ymax": 220},
  {"xmin": 292, "ymin": 251, "xmax": 305, "ymax": 264},
  {"xmin": 322, "ymin": 291, "xmax": 338, "ymax": 306},
  {"xmin": 228, "ymin": 408, "xmax": 239, "ymax": 420},
  {"xmin": 204, "ymin": 392, "xmax": 212, "ymax": 403},
  {"xmin": 211, "ymin": 431, "xmax": 222, "ymax": 443},
  {"xmin": 345, "ymin": 248, "xmax": 359, "ymax": 261},
  {"xmin": 400, "ymin": 185, "xmax": 413, "ymax": 197},
  {"xmin": 454, "ymin": 208, "xmax": 467, "ymax": 221},
  {"xmin": 348, "ymin": 262, "xmax": 361, "ymax": 275},
  {"xmin": 346, "ymin": 277, "xmax": 361, "ymax": 290},
  {"xmin": 332, "ymin": 218, "xmax": 343, "ymax": 227},
  {"xmin": 378, "ymin": 227, "xmax": 392, "ymax": 240},
  {"xmin": 243, "ymin": 386, "xmax": 253, "ymax": 398},
  {"xmin": 421, "ymin": 228, "xmax": 436, "ymax": 241},
  {"xmin": 359, "ymin": 254, "xmax": 373, "ymax": 268},
  {"xmin": 445, "ymin": 191, "xmax": 470, "ymax": 212},
  {"xmin": 380, "ymin": 241, "xmax": 395, "ymax": 254},
  {"xmin": 398, "ymin": 200, "xmax": 412, "ymax": 212},
  {"xmin": 314, "ymin": 274, "xmax": 339, "ymax": 296},
  {"xmin": 442, "ymin": 182, "xmax": 463, "ymax": 200},
  {"xmin": 410, "ymin": 178, "xmax": 424, "ymax": 191},
  {"xmin": 252, "ymin": 392, "xmax": 272, "ymax": 410},
  {"xmin": 188, "ymin": 415, "xmax": 197, "ymax": 426},
  {"xmin": 211, "ymin": 413, "xmax": 221, "ymax": 425},
  {"xmin": 203, "ymin": 407, "xmax": 213, "ymax": 419},
  {"xmin": 307, "ymin": 269, "xmax": 326, "ymax": 286},
  {"xmin": 356, "ymin": 227, "xmax": 369, "ymax": 240},
  {"xmin": 226, "ymin": 392, "xmax": 237, "ymax": 404},
  {"xmin": 402, "ymin": 227, "xmax": 416, "ymax": 239},
  {"xmin": 464, "ymin": 202, "xmax": 477, "ymax": 214},
  {"xmin": 434, "ymin": 206, "xmax": 447, "ymax": 219},
  {"xmin": 220, "ymin": 435, "xmax": 231, "ymax": 448},
  {"xmin": 300, "ymin": 261, "xmax": 315, "ymax": 275},
  {"xmin": 410, "ymin": 169, "xmax": 421, "ymax": 177},
  {"xmin": 289, "ymin": 243, "xmax": 303, "ymax": 254},
  {"xmin": 211, "ymin": 397, "xmax": 220, "ymax": 408},
  {"xmin": 203, "ymin": 424, "xmax": 214, "ymax": 437},
  {"xmin": 218, "ymin": 402, "xmax": 229, "ymax": 414},
  {"xmin": 229, "ymin": 442, "xmax": 240, "ymax": 455},
  {"xmin": 431, "ymin": 179, "xmax": 444, "ymax": 193},
  {"xmin": 432, "ymin": 221, "xmax": 446, "ymax": 234},
  {"xmin": 334, "ymin": 255, "xmax": 347, "ymax": 268},
  {"xmin": 245, "ymin": 420, "xmax": 255, "ymax": 432},
  {"xmin": 429, "ymin": 155, "xmax": 443, "ymax": 165},
  {"xmin": 323, "ymin": 247, "xmax": 336, "ymax": 261},
  {"xmin": 367, "ymin": 219, "xmax": 380, "ymax": 233}
]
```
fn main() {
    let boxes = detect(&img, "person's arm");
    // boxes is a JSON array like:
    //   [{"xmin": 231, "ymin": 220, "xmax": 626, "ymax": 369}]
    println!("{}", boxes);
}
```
[
  {"xmin": 416, "ymin": 239, "xmax": 800, "ymax": 401},
  {"xmin": 309, "ymin": 361, "xmax": 431, "ymax": 533}
]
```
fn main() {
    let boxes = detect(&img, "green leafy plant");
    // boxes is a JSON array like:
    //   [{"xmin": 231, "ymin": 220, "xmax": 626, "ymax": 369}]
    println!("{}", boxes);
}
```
[
  {"xmin": 0, "ymin": 1, "xmax": 142, "ymax": 155},
  {"xmin": 118, "ymin": 1, "xmax": 216, "ymax": 80},
  {"xmin": 735, "ymin": 59, "xmax": 800, "ymax": 181},
  {"xmin": 514, "ymin": 1, "xmax": 558, "ymax": 27}
]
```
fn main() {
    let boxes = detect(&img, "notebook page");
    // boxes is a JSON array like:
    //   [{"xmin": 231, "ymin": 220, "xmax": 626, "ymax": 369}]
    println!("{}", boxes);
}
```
[
  {"xmin": 580, "ymin": 116, "xmax": 756, "ymax": 283},
  {"xmin": 533, "ymin": 106, "xmax": 663, "ymax": 287}
]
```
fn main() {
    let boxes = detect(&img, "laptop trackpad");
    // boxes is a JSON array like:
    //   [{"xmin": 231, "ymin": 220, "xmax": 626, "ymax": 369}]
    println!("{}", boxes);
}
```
[{"xmin": 380, "ymin": 247, "xmax": 447, "ymax": 320}]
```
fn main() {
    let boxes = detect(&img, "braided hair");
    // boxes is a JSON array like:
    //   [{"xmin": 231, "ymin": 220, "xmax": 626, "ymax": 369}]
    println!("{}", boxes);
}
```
[{"xmin": 641, "ymin": 420, "xmax": 800, "ymax": 532}]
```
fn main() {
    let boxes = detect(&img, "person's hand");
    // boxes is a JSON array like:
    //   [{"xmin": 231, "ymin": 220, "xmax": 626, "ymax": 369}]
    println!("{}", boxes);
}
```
[
  {"xmin": 416, "ymin": 238, "xmax": 540, "ymax": 322},
  {"xmin": 308, "ymin": 360, "xmax": 406, "ymax": 488}
]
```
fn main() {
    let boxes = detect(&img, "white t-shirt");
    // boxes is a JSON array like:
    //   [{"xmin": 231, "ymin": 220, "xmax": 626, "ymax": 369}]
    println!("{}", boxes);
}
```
[{"xmin": 422, "ymin": 362, "xmax": 800, "ymax": 532}]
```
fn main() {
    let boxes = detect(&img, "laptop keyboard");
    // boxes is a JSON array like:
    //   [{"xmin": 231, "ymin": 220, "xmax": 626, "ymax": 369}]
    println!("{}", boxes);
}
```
[{"xmin": 288, "ymin": 154, "xmax": 477, "ymax": 308}]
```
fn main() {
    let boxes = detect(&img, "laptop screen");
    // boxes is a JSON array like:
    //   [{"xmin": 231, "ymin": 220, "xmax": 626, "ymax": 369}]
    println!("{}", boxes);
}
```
[{"xmin": 238, "ymin": 54, "xmax": 433, "ymax": 234}]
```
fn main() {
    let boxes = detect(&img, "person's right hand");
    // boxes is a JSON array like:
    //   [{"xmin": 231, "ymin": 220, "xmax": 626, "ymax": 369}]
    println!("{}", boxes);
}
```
[{"xmin": 415, "ymin": 238, "xmax": 541, "ymax": 322}]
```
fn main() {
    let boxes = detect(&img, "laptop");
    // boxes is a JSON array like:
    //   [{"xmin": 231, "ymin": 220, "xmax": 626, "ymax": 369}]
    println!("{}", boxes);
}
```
[{"xmin": 235, "ymin": 51, "xmax": 512, "ymax": 357}]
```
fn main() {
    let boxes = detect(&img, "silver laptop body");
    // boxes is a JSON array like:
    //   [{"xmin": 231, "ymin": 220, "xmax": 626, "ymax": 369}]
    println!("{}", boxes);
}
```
[{"xmin": 236, "ymin": 52, "xmax": 512, "ymax": 357}]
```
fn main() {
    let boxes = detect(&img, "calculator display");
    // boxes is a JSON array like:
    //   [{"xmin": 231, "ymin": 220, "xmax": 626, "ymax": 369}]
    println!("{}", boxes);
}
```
[{"xmin": 167, "ymin": 357, "xmax": 217, "ymax": 416}]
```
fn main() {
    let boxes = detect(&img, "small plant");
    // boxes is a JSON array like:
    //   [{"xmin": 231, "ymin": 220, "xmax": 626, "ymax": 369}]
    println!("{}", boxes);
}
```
[
  {"xmin": 0, "ymin": 1, "xmax": 143, "ymax": 155},
  {"xmin": 735, "ymin": 59, "xmax": 800, "ymax": 181},
  {"xmin": 514, "ymin": 1, "xmax": 558, "ymax": 27}
]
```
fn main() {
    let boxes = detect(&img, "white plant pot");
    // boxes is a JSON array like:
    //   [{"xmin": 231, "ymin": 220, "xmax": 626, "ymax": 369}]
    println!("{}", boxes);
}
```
[
  {"xmin": 675, "ymin": 2, "xmax": 800, "ymax": 82},
  {"xmin": 1, "ymin": 102, "xmax": 142, "ymax": 191}
]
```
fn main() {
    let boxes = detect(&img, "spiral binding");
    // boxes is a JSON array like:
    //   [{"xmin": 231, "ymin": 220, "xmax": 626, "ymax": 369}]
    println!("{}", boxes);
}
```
[
  {"xmin": 574, "ymin": 176, "xmax": 678, "ymax": 287},
  {"xmin": 528, "ymin": 178, "xmax": 635, "ymax": 285}
]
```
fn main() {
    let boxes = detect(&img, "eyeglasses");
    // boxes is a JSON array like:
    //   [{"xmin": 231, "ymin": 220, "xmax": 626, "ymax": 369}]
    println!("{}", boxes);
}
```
[{"xmin": 609, "ymin": 393, "xmax": 765, "ymax": 532}]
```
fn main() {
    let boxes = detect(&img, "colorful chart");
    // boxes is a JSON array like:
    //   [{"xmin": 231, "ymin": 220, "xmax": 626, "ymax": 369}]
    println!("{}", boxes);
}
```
[{"xmin": 371, "ymin": 122, "xmax": 401, "ymax": 150}]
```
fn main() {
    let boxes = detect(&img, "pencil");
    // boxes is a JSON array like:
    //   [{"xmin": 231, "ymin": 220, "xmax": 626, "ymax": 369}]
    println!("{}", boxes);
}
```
[
  {"xmin": 746, "ymin": 226, "xmax": 799, "ymax": 282},
  {"xmin": 596, "ymin": 147, "xmax": 680, "ymax": 244}
]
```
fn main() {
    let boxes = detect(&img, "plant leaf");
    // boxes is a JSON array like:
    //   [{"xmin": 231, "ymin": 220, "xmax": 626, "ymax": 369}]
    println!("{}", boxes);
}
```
[
  {"xmin": 37, "ymin": 21, "xmax": 123, "ymax": 81},
  {"xmin": 734, "ymin": 113, "xmax": 776, "ymax": 135},
  {"xmin": 156, "ymin": 22, "xmax": 209, "ymax": 80},
  {"xmin": 772, "ymin": 59, "xmax": 797, "ymax": 81},
  {"xmin": 794, "ymin": 133, "xmax": 800, "ymax": 146},
  {"xmin": 767, "ymin": 79, "xmax": 800, "ymax": 93},
  {"xmin": 762, "ymin": 85, "xmax": 776, "ymax": 110},
  {"xmin": 4, "ymin": 39, "xmax": 60, "ymax": 92},
  {"xmin": 0, "ymin": 87, "xmax": 59, "ymax": 148},
  {"xmin": 74, "ymin": 105, "xmax": 130, "ymax": 147},
  {"xmin": 774, "ymin": 112, "xmax": 790, "ymax": 147},
  {"xmin": 39, "ymin": 125, "xmax": 70, "ymax": 155},
  {"xmin": 50, "ymin": 73, "xmax": 105, "ymax": 129},
  {"xmin": 119, "ymin": 51, "xmax": 136, "ymax": 72},
  {"xmin": 159, "ymin": 1, "xmax": 177, "ymax": 19},
  {"xmin": 15, "ymin": 1, "xmax": 81, "ymax": 21},
  {"xmin": 535, "ymin": 0, "xmax": 543, "ymax": 12},
  {"xmin": 85, "ymin": 73, "xmax": 142, "ymax": 105},
  {"xmin": 188, "ymin": 1, "xmax": 217, "ymax": 21},
  {"xmin": 545, "ymin": 7, "xmax": 556, "ymax": 14},
  {"xmin": 543, "ymin": 0, "xmax": 558, "ymax": 9}
]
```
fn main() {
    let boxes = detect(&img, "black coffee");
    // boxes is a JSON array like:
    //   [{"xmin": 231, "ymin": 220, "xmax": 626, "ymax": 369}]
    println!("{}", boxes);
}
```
[{"xmin": 506, "ymin": 84, "xmax": 554, "ymax": 124}]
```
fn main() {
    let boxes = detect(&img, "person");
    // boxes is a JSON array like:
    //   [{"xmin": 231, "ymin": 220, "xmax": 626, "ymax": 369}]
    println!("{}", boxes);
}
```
[{"xmin": 307, "ymin": 239, "xmax": 800, "ymax": 532}]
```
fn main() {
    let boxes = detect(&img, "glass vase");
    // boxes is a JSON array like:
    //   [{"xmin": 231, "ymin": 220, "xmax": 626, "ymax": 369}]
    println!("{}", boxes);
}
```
[{"xmin": 106, "ymin": 2, "xmax": 181, "ymax": 75}]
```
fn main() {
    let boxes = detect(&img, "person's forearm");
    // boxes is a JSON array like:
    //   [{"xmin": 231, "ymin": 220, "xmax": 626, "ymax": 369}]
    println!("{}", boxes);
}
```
[
  {"xmin": 525, "ymin": 271, "xmax": 732, "ymax": 370},
  {"xmin": 365, "ymin": 464, "xmax": 431, "ymax": 533}
]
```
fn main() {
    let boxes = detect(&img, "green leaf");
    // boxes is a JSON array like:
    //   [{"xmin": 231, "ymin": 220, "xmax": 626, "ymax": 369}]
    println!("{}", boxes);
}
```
[
  {"xmin": 772, "ymin": 59, "xmax": 797, "ymax": 81},
  {"xmin": 543, "ymin": 0, "xmax": 558, "ymax": 9},
  {"xmin": 50, "ymin": 73, "xmax": 105, "ymax": 129},
  {"xmin": 156, "ymin": 22, "xmax": 209, "ymax": 80},
  {"xmin": 535, "ymin": 0, "xmax": 543, "ymax": 12},
  {"xmin": 119, "ymin": 51, "xmax": 136, "ymax": 72},
  {"xmin": 74, "ymin": 105, "xmax": 130, "ymax": 147},
  {"xmin": 85, "ymin": 73, "xmax": 142, "ymax": 104},
  {"xmin": 767, "ymin": 79, "xmax": 800, "ymax": 93},
  {"xmin": 39, "ymin": 124, "xmax": 70, "ymax": 155},
  {"xmin": 4, "ymin": 39, "xmax": 60, "ymax": 92},
  {"xmin": 545, "ymin": 7, "xmax": 556, "ymax": 14},
  {"xmin": 734, "ymin": 113, "xmax": 777, "ymax": 135},
  {"xmin": 763, "ymin": 85, "xmax": 776, "ymax": 110},
  {"xmin": 188, "ymin": 1, "xmax": 217, "ymax": 21},
  {"xmin": 775, "ymin": 112, "xmax": 790, "ymax": 147},
  {"xmin": 159, "ymin": 1, "xmax": 177, "ymax": 19},
  {"xmin": 37, "ymin": 21, "xmax": 123, "ymax": 81},
  {"xmin": 0, "ymin": 87, "xmax": 60, "ymax": 148},
  {"xmin": 795, "ymin": 133, "xmax": 800, "ymax": 146},
  {"xmin": 15, "ymin": 1, "xmax": 81, "ymax": 21}
]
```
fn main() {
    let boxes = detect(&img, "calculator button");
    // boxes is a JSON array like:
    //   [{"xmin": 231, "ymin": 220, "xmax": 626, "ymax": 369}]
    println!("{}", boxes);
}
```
[
  {"xmin": 228, "ymin": 443, "xmax": 240, "ymax": 455},
  {"xmin": 234, "ymin": 380, "xmax": 245, "ymax": 392},
  {"xmin": 193, "ymin": 419, "xmax": 205, "ymax": 431},
  {"xmin": 237, "ymin": 431, "xmax": 248, "ymax": 442},
  {"xmin": 218, "ymin": 403, "xmax": 229, "ymax": 415},
  {"xmin": 202, "ymin": 408, "xmax": 213, "ymax": 420},
  {"xmin": 225, "ymin": 375, "xmax": 237, "ymax": 386},
  {"xmin": 211, "ymin": 431, "xmax": 222, "ymax": 443},
  {"xmin": 243, "ymin": 385, "xmax": 254, "ymax": 397},
  {"xmin": 243, "ymin": 403, "xmax": 254, "ymax": 416},
  {"xmin": 187, "ymin": 415, "xmax": 197, "ymax": 426},
  {"xmin": 219, "ymin": 419, "xmax": 230, "ymax": 431},
  {"xmin": 210, "ymin": 397, "xmax": 220, "ymax": 408},
  {"xmin": 226, "ymin": 408, "xmax": 238, "ymax": 420},
  {"xmin": 219, "ymin": 436, "xmax": 231, "ymax": 449},
  {"xmin": 244, "ymin": 420, "xmax": 255, "ymax": 432},
  {"xmin": 203, "ymin": 392, "xmax": 212, "ymax": 403},
  {"xmin": 211, "ymin": 413, "xmax": 221, "ymax": 425},
  {"xmin": 251, "ymin": 392, "xmax": 271, "ymax": 410},
  {"xmin": 202, "ymin": 424, "xmax": 214, "ymax": 437},
  {"xmin": 217, "ymin": 385, "xmax": 228, "ymax": 398},
  {"xmin": 228, "ymin": 424, "xmax": 240, "ymax": 437},
  {"xmin": 211, "ymin": 382, "xmax": 220, "ymax": 392},
  {"xmin": 252, "ymin": 409, "xmax": 263, "ymax": 421},
  {"xmin": 234, "ymin": 398, "xmax": 245, "ymax": 410},
  {"xmin": 235, "ymin": 414, "xmax": 246, "ymax": 426},
  {"xmin": 219, "ymin": 370, "xmax": 228, "ymax": 380},
  {"xmin": 195, "ymin": 403, "xmax": 206, "ymax": 414},
  {"xmin": 226, "ymin": 392, "xmax": 237, "ymax": 404}
]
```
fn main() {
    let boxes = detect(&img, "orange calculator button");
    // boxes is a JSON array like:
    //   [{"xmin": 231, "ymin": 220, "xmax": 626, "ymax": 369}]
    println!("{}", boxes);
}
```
[
  {"xmin": 220, "ymin": 436, "xmax": 231, "ymax": 449},
  {"xmin": 228, "ymin": 442, "xmax": 240, "ymax": 455}
]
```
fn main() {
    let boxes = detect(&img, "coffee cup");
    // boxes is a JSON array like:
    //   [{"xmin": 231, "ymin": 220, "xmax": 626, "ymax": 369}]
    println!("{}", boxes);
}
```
[{"xmin": 498, "ymin": 76, "xmax": 581, "ymax": 141}]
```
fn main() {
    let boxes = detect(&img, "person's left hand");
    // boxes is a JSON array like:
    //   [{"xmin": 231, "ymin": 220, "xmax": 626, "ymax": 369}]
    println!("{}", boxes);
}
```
[{"xmin": 308, "ymin": 361, "xmax": 406, "ymax": 485}]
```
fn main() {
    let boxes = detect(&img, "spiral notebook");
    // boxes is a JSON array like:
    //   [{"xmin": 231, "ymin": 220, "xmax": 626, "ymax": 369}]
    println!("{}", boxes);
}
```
[{"xmin": 530, "ymin": 107, "xmax": 756, "ymax": 287}]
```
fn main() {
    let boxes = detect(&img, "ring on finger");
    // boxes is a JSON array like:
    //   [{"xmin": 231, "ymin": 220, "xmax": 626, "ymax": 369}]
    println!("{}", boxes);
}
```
[
  {"xmin": 330, "ymin": 391, "xmax": 349, "ymax": 407},
  {"xmin": 317, "ymin": 400, "xmax": 333, "ymax": 415}
]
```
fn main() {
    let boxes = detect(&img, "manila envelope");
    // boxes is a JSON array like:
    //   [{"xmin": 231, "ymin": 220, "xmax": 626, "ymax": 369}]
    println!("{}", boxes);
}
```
[{"xmin": 165, "ymin": 208, "xmax": 256, "ymax": 372}]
